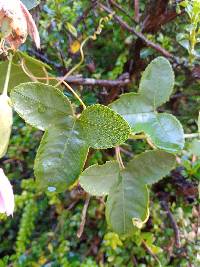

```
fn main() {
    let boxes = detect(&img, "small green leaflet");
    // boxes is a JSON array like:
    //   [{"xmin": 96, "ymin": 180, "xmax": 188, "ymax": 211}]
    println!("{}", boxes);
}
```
[
  {"xmin": 66, "ymin": 22, "xmax": 78, "ymax": 38},
  {"xmin": 139, "ymin": 56, "xmax": 174, "ymax": 108},
  {"xmin": 11, "ymin": 84, "xmax": 131, "ymax": 192},
  {"xmin": 80, "ymin": 150, "xmax": 175, "ymax": 235},
  {"xmin": 79, "ymin": 104, "xmax": 131, "ymax": 149},
  {"xmin": 106, "ymin": 173, "xmax": 149, "ymax": 235},
  {"xmin": 110, "ymin": 57, "xmax": 184, "ymax": 153},
  {"xmin": 80, "ymin": 161, "xmax": 120, "ymax": 196}
]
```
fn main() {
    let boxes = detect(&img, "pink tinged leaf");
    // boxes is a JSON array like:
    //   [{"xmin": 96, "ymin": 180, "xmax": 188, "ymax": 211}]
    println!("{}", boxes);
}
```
[
  {"xmin": 19, "ymin": 1, "xmax": 40, "ymax": 49},
  {"xmin": 0, "ymin": 0, "xmax": 40, "ymax": 49},
  {"xmin": 0, "ymin": 168, "xmax": 14, "ymax": 216},
  {"xmin": 0, "ymin": 0, "xmax": 27, "ymax": 49}
]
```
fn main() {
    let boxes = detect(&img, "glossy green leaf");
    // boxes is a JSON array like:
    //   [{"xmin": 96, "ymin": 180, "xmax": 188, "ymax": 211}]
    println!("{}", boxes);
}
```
[
  {"xmin": 106, "ymin": 174, "xmax": 149, "ymax": 235},
  {"xmin": 106, "ymin": 150, "xmax": 176, "ymax": 235},
  {"xmin": 110, "ymin": 57, "xmax": 184, "ymax": 153},
  {"xmin": 139, "ymin": 57, "xmax": 174, "ymax": 108},
  {"xmin": 0, "ymin": 62, "xmax": 30, "ymax": 93},
  {"xmin": 111, "ymin": 93, "xmax": 184, "ymax": 153},
  {"xmin": 110, "ymin": 93, "xmax": 153, "ymax": 129},
  {"xmin": 21, "ymin": 0, "xmax": 40, "ymax": 9},
  {"xmin": 11, "ymin": 82, "xmax": 73, "ymax": 131},
  {"xmin": 17, "ymin": 51, "xmax": 50, "ymax": 70},
  {"xmin": 134, "ymin": 113, "xmax": 184, "ymax": 153},
  {"xmin": 79, "ymin": 161, "xmax": 120, "ymax": 196},
  {"xmin": 34, "ymin": 117, "xmax": 89, "ymax": 192},
  {"xmin": 66, "ymin": 22, "xmax": 78, "ymax": 38},
  {"xmin": 79, "ymin": 104, "xmax": 130, "ymax": 149},
  {"xmin": 125, "ymin": 150, "xmax": 176, "ymax": 185}
]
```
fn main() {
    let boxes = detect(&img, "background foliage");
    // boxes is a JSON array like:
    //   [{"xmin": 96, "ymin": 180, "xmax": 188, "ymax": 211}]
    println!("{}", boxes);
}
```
[{"xmin": 0, "ymin": 0, "xmax": 199, "ymax": 266}]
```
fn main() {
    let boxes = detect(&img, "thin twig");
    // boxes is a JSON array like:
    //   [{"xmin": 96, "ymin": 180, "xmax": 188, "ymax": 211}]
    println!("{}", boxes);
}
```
[
  {"xmin": 132, "ymin": 255, "xmax": 138, "ymax": 266},
  {"xmin": 119, "ymin": 147, "xmax": 133, "ymax": 157},
  {"xmin": 184, "ymin": 133, "xmax": 199, "ymax": 139},
  {"xmin": 195, "ymin": 204, "xmax": 200, "ymax": 244},
  {"xmin": 77, "ymin": 195, "xmax": 91, "ymax": 238},
  {"xmin": 115, "ymin": 146, "xmax": 125, "ymax": 169},
  {"xmin": 64, "ymin": 75, "xmax": 130, "ymax": 87},
  {"xmin": 134, "ymin": 0, "xmax": 140, "ymax": 22},
  {"xmin": 74, "ymin": 4, "xmax": 93, "ymax": 27},
  {"xmin": 99, "ymin": 3, "xmax": 173, "ymax": 59},
  {"xmin": 146, "ymin": 137, "xmax": 157, "ymax": 149},
  {"xmin": 161, "ymin": 200, "xmax": 181, "ymax": 248},
  {"xmin": 142, "ymin": 241, "xmax": 162, "ymax": 267},
  {"xmin": 109, "ymin": 0, "xmax": 136, "ymax": 22},
  {"xmin": 25, "ymin": 74, "xmax": 130, "ymax": 88}
]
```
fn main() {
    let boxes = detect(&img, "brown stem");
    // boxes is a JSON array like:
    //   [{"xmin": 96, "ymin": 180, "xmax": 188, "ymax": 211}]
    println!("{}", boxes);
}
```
[
  {"xmin": 77, "ymin": 195, "xmax": 91, "ymax": 238},
  {"xmin": 99, "ymin": 3, "xmax": 174, "ymax": 59},
  {"xmin": 134, "ymin": 0, "xmax": 140, "ymax": 22},
  {"xmin": 64, "ymin": 74, "xmax": 130, "ymax": 87},
  {"xmin": 142, "ymin": 241, "xmax": 161, "ymax": 266},
  {"xmin": 109, "ymin": 0, "xmax": 135, "ymax": 22},
  {"xmin": 161, "ymin": 200, "xmax": 181, "ymax": 248}
]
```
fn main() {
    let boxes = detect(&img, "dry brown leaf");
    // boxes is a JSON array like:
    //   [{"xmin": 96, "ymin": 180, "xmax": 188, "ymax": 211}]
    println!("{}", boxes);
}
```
[{"xmin": 0, "ymin": 0, "xmax": 40, "ymax": 49}]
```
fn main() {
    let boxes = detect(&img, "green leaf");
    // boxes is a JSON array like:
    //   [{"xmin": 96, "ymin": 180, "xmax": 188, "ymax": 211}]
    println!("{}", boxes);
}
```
[
  {"xmin": 106, "ymin": 150, "xmax": 175, "ymax": 235},
  {"xmin": 110, "ymin": 93, "xmax": 153, "ymax": 129},
  {"xmin": 79, "ymin": 161, "xmax": 120, "ymax": 196},
  {"xmin": 111, "ymin": 93, "xmax": 184, "ymax": 153},
  {"xmin": 0, "ymin": 52, "xmax": 53, "ymax": 93},
  {"xmin": 125, "ymin": 150, "xmax": 176, "ymax": 185},
  {"xmin": 134, "ymin": 113, "xmax": 184, "ymax": 153},
  {"xmin": 79, "ymin": 104, "xmax": 130, "ymax": 149},
  {"xmin": 106, "ymin": 173, "xmax": 149, "ymax": 235},
  {"xmin": 21, "ymin": 0, "xmax": 40, "ymax": 10},
  {"xmin": 11, "ymin": 82, "xmax": 73, "ymax": 131},
  {"xmin": 0, "ymin": 62, "xmax": 30, "ymax": 93},
  {"xmin": 110, "ymin": 57, "xmax": 184, "ymax": 153},
  {"xmin": 34, "ymin": 117, "xmax": 89, "ymax": 192},
  {"xmin": 139, "ymin": 56, "xmax": 174, "ymax": 108},
  {"xmin": 198, "ymin": 111, "xmax": 200, "ymax": 134},
  {"xmin": 17, "ymin": 51, "xmax": 51, "ymax": 70},
  {"xmin": 66, "ymin": 22, "xmax": 78, "ymax": 38}
]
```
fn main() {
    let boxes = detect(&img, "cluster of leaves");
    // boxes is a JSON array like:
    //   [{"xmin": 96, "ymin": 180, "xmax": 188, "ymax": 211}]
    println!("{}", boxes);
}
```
[
  {"xmin": 0, "ymin": 120, "xmax": 198, "ymax": 266},
  {"xmin": 0, "ymin": 0, "xmax": 199, "ymax": 266},
  {"xmin": 178, "ymin": 0, "xmax": 200, "ymax": 61},
  {"xmin": 7, "ymin": 56, "xmax": 185, "ymax": 236},
  {"xmin": 11, "ymin": 82, "xmax": 130, "ymax": 191}
]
